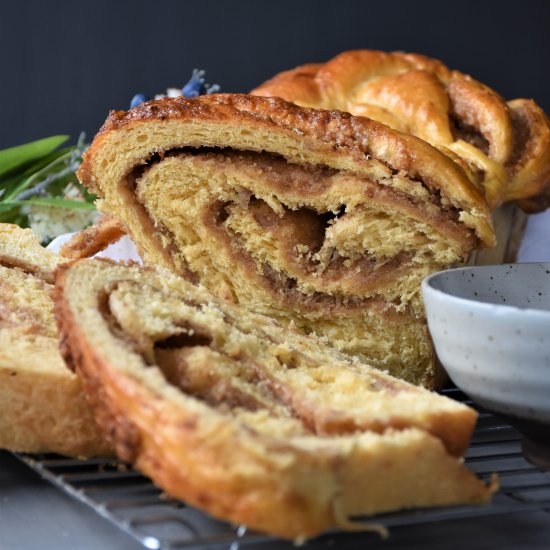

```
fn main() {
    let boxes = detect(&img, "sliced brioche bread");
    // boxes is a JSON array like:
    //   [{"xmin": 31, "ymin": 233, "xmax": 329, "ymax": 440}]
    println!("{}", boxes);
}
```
[
  {"xmin": 0, "ymin": 224, "xmax": 110, "ymax": 457},
  {"xmin": 55, "ymin": 259, "xmax": 495, "ymax": 539},
  {"xmin": 77, "ymin": 94, "xmax": 499, "ymax": 388}
]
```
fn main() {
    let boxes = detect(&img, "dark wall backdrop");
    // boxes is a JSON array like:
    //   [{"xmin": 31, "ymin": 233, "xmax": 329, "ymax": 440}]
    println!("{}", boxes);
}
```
[{"xmin": 1, "ymin": 0, "xmax": 549, "ymax": 148}]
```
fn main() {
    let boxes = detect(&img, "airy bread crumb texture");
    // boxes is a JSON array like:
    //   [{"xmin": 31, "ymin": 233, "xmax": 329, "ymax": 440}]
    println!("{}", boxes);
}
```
[
  {"xmin": 0, "ymin": 224, "xmax": 110, "ymax": 457},
  {"xmin": 78, "ymin": 94, "xmax": 498, "ymax": 387},
  {"xmin": 55, "ymin": 259, "xmax": 495, "ymax": 539}
]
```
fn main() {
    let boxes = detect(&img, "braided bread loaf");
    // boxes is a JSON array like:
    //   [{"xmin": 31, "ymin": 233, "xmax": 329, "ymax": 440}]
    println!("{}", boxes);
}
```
[
  {"xmin": 55, "ymin": 259, "xmax": 494, "ymax": 539},
  {"xmin": 78, "ymin": 94, "xmax": 495, "ymax": 386},
  {"xmin": 0, "ymin": 224, "xmax": 110, "ymax": 457},
  {"xmin": 252, "ymin": 50, "xmax": 550, "ymax": 212}
]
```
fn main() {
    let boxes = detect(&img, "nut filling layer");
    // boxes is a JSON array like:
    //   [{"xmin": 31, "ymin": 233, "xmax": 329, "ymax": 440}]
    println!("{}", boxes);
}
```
[
  {"xmin": 131, "ymin": 147, "xmax": 476, "ymax": 315},
  {"xmin": 101, "ymin": 277, "xmax": 472, "ymax": 455},
  {"xmin": 55, "ymin": 259, "xmax": 495, "ymax": 539}
]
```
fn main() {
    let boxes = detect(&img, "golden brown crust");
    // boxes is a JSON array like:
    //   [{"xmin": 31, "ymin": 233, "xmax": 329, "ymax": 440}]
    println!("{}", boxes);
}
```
[
  {"xmin": 59, "ymin": 215, "xmax": 127, "ymax": 259},
  {"xmin": 252, "ymin": 50, "xmax": 550, "ymax": 212},
  {"xmin": 55, "ymin": 260, "xmax": 494, "ymax": 539},
  {"xmin": 80, "ymin": 93, "xmax": 493, "ymax": 246}
]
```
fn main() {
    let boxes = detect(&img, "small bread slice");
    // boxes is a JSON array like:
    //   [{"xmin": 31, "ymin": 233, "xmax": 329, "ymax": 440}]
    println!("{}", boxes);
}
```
[
  {"xmin": 59, "ymin": 214, "xmax": 127, "ymax": 259},
  {"xmin": 0, "ymin": 224, "xmax": 110, "ymax": 457},
  {"xmin": 55, "ymin": 259, "xmax": 495, "ymax": 539}
]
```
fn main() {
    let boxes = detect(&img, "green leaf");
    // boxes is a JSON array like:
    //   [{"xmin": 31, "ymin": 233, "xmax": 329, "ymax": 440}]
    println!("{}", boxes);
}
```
[
  {"xmin": 2, "ymin": 197, "xmax": 96, "ymax": 210},
  {"xmin": 0, "ymin": 147, "xmax": 72, "ymax": 195},
  {"xmin": 0, "ymin": 135, "xmax": 69, "ymax": 179},
  {"xmin": 0, "ymin": 202, "xmax": 19, "ymax": 213},
  {"xmin": 72, "ymin": 180, "xmax": 97, "ymax": 203},
  {"xmin": 3, "ymin": 149, "xmax": 75, "ymax": 201},
  {"xmin": 0, "ymin": 203, "xmax": 25, "ymax": 225}
]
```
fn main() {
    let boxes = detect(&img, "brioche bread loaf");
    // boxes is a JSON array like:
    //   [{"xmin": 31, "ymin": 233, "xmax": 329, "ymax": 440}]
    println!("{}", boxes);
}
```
[
  {"xmin": 252, "ymin": 50, "xmax": 550, "ymax": 212},
  {"xmin": 77, "ymin": 93, "xmax": 496, "ymax": 387},
  {"xmin": 55, "ymin": 259, "xmax": 494, "ymax": 539},
  {"xmin": 0, "ymin": 224, "xmax": 110, "ymax": 457}
]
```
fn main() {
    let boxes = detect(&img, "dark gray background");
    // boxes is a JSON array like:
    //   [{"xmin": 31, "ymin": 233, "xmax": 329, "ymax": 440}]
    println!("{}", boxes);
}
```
[{"xmin": 1, "ymin": 0, "xmax": 549, "ymax": 148}]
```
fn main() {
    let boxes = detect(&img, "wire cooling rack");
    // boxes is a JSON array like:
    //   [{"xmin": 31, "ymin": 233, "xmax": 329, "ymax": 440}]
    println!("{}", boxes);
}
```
[{"xmin": 15, "ymin": 388, "xmax": 550, "ymax": 549}]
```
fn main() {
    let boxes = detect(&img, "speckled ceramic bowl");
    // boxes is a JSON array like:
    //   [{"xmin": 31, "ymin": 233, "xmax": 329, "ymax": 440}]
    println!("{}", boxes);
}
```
[{"xmin": 422, "ymin": 263, "xmax": 550, "ymax": 469}]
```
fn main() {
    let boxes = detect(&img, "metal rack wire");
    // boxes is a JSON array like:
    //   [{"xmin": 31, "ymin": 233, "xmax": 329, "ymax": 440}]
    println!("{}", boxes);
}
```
[{"xmin": 15, "ymin": 388, "xmax": 550, "ymax": 549}]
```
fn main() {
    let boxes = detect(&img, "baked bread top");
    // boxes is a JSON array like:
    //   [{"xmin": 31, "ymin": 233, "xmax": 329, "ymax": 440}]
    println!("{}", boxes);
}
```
[
  {"xmin": 79, "ymin": 93, "xmax": 494, "ymax": 247},
  {"xmin": 55, "ymin": 259, "xmax": 494, "ymax": 538},
  {"xmin": 0, "ymin": 224, "xmax": 110, "ymax": 457},
  {"xmin": 252, "ymin": 50, "xmax": 550, "ymax": 212}
]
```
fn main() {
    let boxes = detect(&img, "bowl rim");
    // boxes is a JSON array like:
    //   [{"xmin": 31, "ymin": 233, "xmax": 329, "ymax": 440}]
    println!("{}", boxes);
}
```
[{"xmin": 422, "ymin": 262, "xmax": 550, "ymax": 320}]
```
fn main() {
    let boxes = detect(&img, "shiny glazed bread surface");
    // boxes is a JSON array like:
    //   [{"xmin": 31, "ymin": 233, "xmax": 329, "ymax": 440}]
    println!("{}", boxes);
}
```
[{"xmin": 252, "ymin": 50, "xmax": 550, "ymax": 212}]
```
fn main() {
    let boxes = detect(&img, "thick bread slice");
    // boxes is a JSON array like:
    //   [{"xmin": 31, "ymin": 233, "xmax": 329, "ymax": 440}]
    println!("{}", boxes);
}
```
[
  {"xmin": 77, "ymin": 94, "xmax": 496, "ymax": 387},
  {"xmin": 0, "ymin": 224, "xmax": 110, "ymax": 457},
  {"xmin": 55, "ymin": 259, "xmax": 495, "ymax": 539}
]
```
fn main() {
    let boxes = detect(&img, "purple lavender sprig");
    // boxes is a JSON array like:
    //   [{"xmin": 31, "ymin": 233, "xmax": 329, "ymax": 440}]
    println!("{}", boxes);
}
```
[
  {"xmin": 130, "ymin": 69, "xmax": 220, "ymax": 109},
  {"xmin": 181, "ymin": 69, "xmax": 220, "ymax": 97}
]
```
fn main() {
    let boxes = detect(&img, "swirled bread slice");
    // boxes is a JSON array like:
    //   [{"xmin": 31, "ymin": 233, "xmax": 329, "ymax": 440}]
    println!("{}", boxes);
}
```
[
  {"xmin": 0, "ymin": 224, "xmax": 110, "ymax": 457},
  {"xmin": 55, "ymin": 259, "xmax": 494, "ymax": 539},
  {"xmin": 252, "ymin": 50, "xmax": 550, "ymax": 212},
  {"xmin": 78, "ymin": 94, "xmax": 495, "ymax": 387}
]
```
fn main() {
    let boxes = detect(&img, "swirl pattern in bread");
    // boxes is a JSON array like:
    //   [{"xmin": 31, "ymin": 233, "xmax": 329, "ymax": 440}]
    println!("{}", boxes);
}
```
[
  {"xmin": 78, "ymin": 93, "xmax": 496, "ymax": 386},
  {"xmin": 0, "ymin": 224, "xmax": 110, "ymax": 457},
  {"xmin": 252, "ymin": 50, "xmax": 550, "ymax": 212},
  {"xmin": 55, "ymin": 259, "xmax": 494, "ymax": 539}
]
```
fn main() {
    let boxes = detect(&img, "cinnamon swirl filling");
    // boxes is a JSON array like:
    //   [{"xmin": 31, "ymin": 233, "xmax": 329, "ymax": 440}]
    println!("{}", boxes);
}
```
[{"xmin": 128, "ymin": 147, "xmax": 476, "ymax": 316}]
